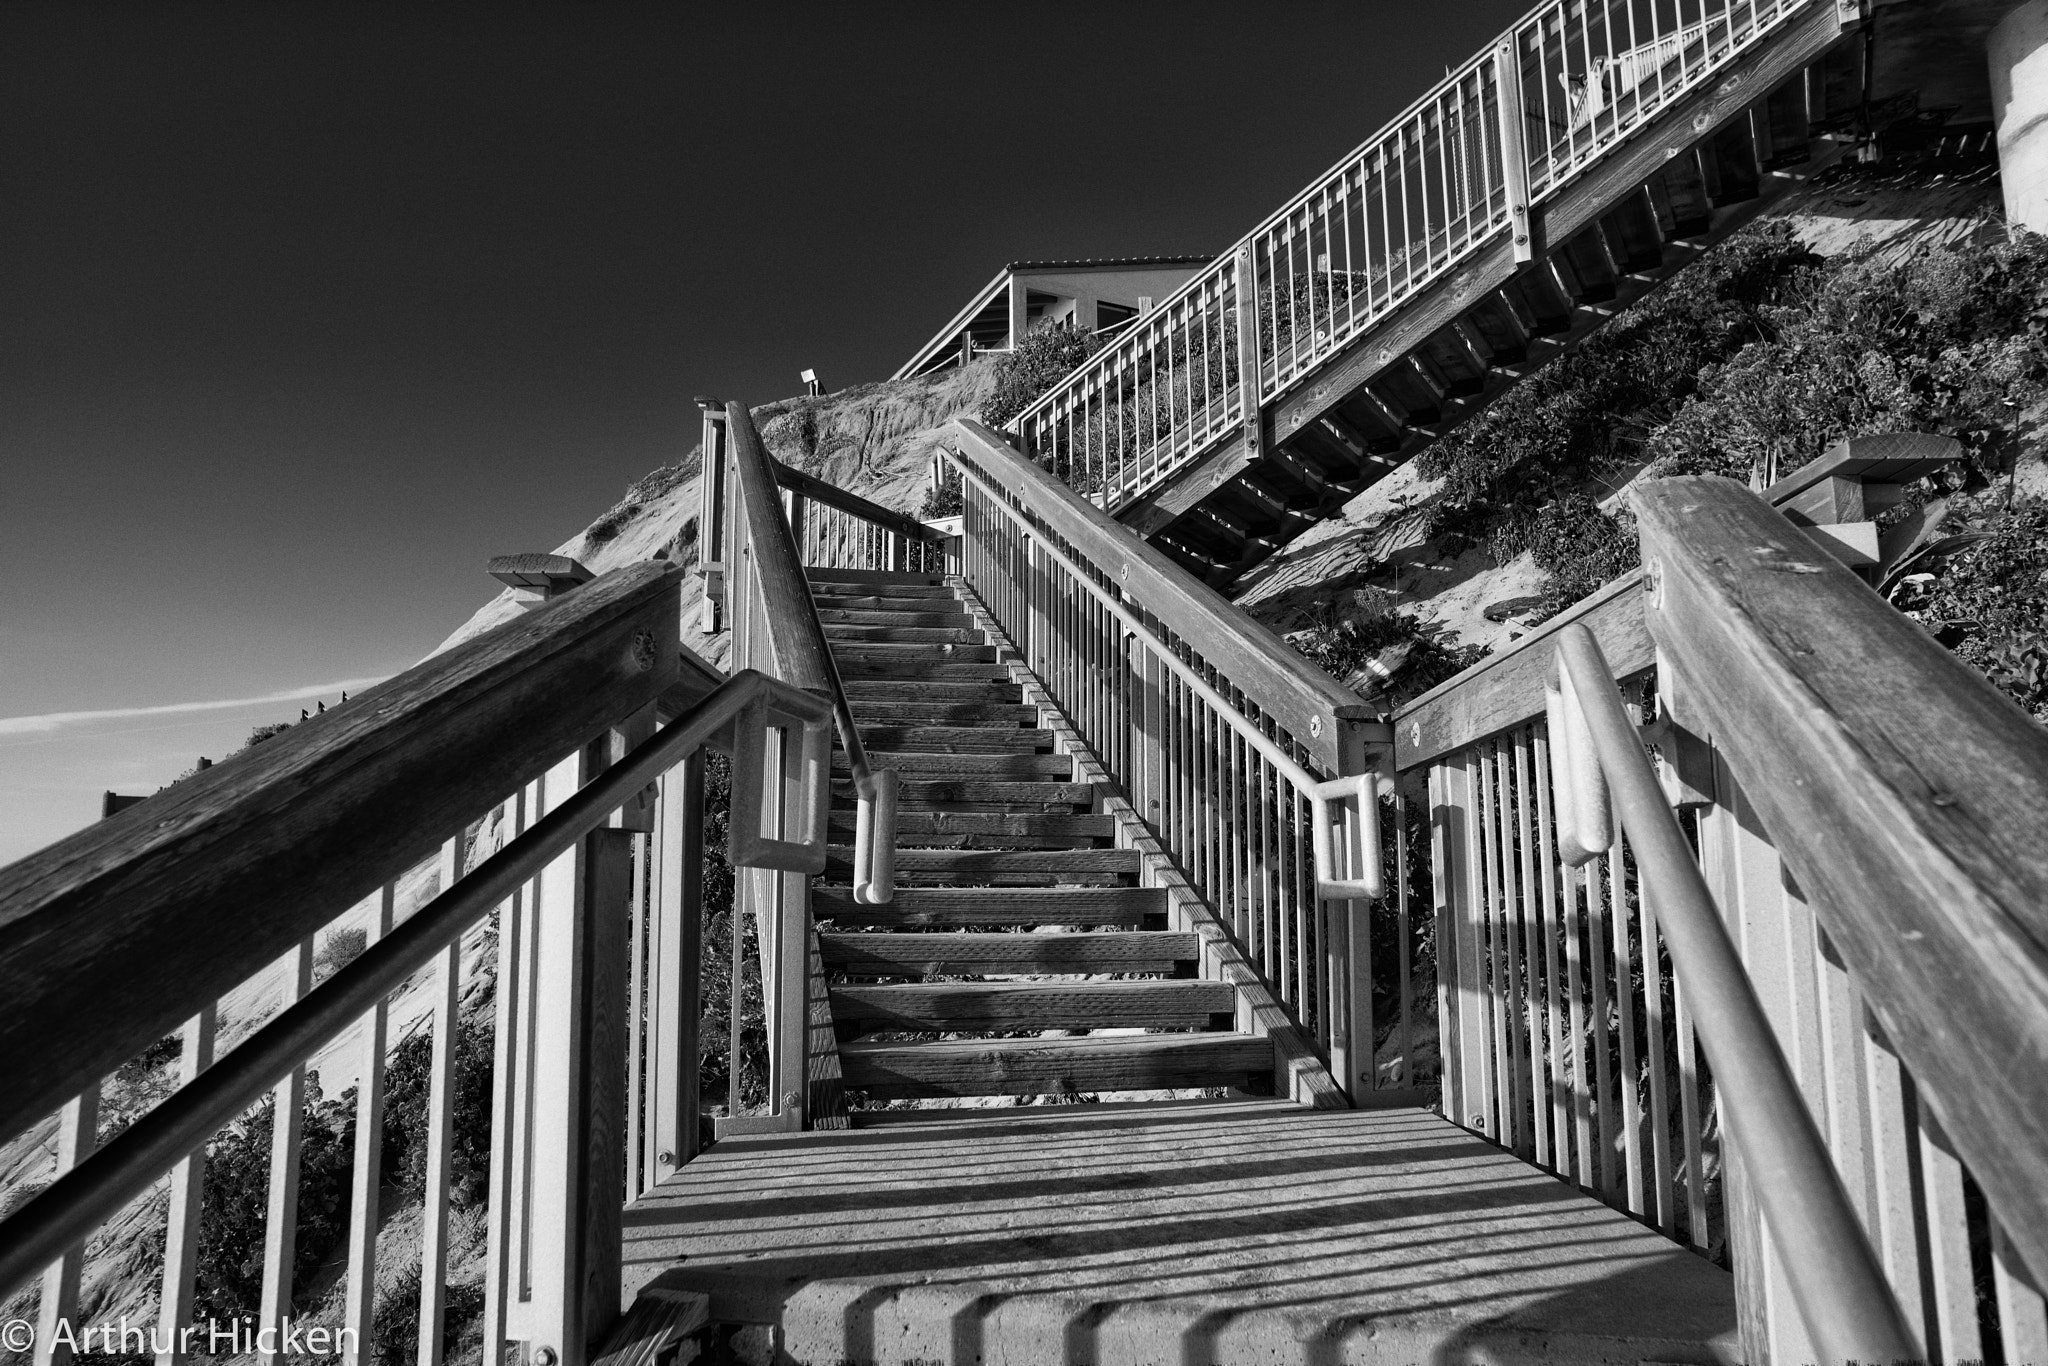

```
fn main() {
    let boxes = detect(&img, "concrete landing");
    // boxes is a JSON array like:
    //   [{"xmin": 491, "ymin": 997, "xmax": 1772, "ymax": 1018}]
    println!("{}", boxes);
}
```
[{"xmin": 621, "ymin": 1099, "xmax": 1737, "ymax": 1366}]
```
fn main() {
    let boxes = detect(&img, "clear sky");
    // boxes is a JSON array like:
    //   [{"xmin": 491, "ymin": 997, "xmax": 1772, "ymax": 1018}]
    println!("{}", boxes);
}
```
[{"xmin": 0, "ymin": 1, "xmax": 1530, "ymax": 866}]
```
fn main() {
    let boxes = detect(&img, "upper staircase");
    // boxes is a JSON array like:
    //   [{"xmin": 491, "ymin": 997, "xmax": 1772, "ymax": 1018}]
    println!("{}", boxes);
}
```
[
  {"xmin": 1012, "ymin": 0, "xmax": 1871, "ymax": 584},
  {"xmin": 808, "ymin": 567, "xmax": 1278, "ymax": 1104}
]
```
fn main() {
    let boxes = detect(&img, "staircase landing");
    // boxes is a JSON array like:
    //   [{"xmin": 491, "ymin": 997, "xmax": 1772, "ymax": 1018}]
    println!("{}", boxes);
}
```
[{"xmin": 622, "ymin": 1099, "xmax": 1737, "ymax": 1365}]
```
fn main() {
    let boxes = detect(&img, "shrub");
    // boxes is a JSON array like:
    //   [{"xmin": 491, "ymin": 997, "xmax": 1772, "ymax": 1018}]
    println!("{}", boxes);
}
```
[
  {"xmin": 1290, "ymin": 589, "xmax": 1485, "ymax": 709},
  {"xmin": 1890, "ymin": 493, "xmax": 2048, "ymax": 719},
  {"xmin": 978, "ymin": 321, "xmax": 1106, "ymax": 430},
  {"xmin": 315, "ymin": 925, "xmax": 368, "ymax": 978},
  {"xmin": 380, "ymin": 1010, "xmax": 496, "ymax": 1207},
  {"xmin": 1523, "ymin": 494, "xmax": 1641, "ymax": 619}
]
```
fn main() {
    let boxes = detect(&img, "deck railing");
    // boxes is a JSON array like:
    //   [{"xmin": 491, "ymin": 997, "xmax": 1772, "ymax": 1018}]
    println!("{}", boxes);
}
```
[
  {"xmin": 945, "ymin": 420, "xmax": 1424, "ymax": 1104},
  {"xmin": 1394, "ymin": 455, "xmax": 2048, "ymax": 1363},
  {"xmin": 0, "ymin": 558, "xmax": 854, "ymax": 1365},
  {"xmin": 1013, "ymin": 0, "xmax": 1834, "ymax": 511}
]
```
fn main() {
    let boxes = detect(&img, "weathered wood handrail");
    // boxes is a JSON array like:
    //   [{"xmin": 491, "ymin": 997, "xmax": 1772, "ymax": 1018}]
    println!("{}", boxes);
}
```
[
  {"xmin": 0, "ymin": 561, "xmax": 693, "ymax": 1145},
  {"xmin": 0, "ymin": 668, "xmax": 829, "ymax": 1308},
  {"xmin": 1634, "ymin": 474, "xmax": 2048, "ymax": 1293},
  {"xmin": 770, "ymin": 458, "xmax": 946, "ymax": 543},
  {"xmin": 951, "ymin": 418, "xmax": 1377, "ymax": 774},
  {"xmin": 726, "ymin": 402, "xmax": 897, "ymax": 904}
]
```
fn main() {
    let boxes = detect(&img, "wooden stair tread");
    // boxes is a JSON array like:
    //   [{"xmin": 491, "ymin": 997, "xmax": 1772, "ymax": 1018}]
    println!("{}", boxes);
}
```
[
  {"xmin": 814, "ymin": 886, "xmax": 1164, "ymax": 926},
  {"xmin": 815, "ymin": 606, "xmax": 972, "ymax": 628},
  {"xmin": 845, "ymin": 702, "xmax": 1041, "ymax": 726},
  {"xmin": 842, "ymin": 678, "xmax": 1021, "ymax": 701},
  {"xmin": 818, "ymin": 930, "xmax": 1197, "ymax": 975},
  {"xmin": 836, "ymin": 726, "xmax": 1054, "ymax": 752},
  {"xmin": 829, "ymin": 777, "xmax": 1092, "ymax": 808},
  {"xmin": 805, "ymin": 569, "xmax": 947, "ymax": 589},
  {"xmin": 824, "ymin": 847, "xmax": 1138, "ymax": 873},
  {"xmin": 833, "ymin": 659, "xmax": 1016, "ymax": 681},
  {"xmin": 822, "ymin": 625, "xmax": 983, "ymax": 645},
  {"xmin": 835, "ymin": 752, "xmax": 1071, "ymax": 778},
  {"xmin": 838, "ymin": 1031, "xmax": 1273, "ymax": 1097},
  {"xmin": 831, "ymin": 979, "xmax": 1234, "ymax": 1032}
]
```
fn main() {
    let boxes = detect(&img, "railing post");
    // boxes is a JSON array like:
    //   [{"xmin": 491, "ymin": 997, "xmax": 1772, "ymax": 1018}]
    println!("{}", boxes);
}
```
[
  {"xmin": 1232, "ymin": 245, "xmax": 1264, "ymax": 464},
  {"xmin": 1331, "ymin": 719, "xmax": 1386, "ymax": 1106},
  {"xmin": 649, "ymin": 752, "xmax": 705, "ymax": 1175},
  {"xmin": 1493, "ymin": 32, "xmax": 1536, "ymax": 263},
  {"xmin": 256, "ymin": 938, "xmax": 311, "ymax": 1366},
  {"xmin": 33, "ymin": 1089, "xmax": 97, "ymax": 1366},
  {"xmin": 696, "ymin": 398, "xmax": 728, "ymax": 633}
]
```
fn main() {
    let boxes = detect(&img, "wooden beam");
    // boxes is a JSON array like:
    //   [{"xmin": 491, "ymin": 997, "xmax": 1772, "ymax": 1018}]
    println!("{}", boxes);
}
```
[
  {"xmin": 0, "ymin": 562, "xmax": 684, "ymax": 1145},
  {"xmin": 1395, "ymin": 572, "xmax": 1652, "ymax": 769},
  {"xmin": 1633, "ymin": 475, "xmax": 2048, "ymax": 1291},
  {"xmin": 769, "ymin": 459, "xmax": 945, "ymax": 542}
]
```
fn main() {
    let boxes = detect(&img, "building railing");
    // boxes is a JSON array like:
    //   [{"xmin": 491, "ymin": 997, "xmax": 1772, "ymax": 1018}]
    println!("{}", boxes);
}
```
[
  {"xmin": 944, "ymin": 419, "xmax": 1423, "ymax": 1103},
  {"xmin": 1396, "ymin": 458, "xmax": 2048, "ymax": 1363},
  {"xmin": 1013, "ymin": 0, "xmax": 1834, "ymax": 512}
]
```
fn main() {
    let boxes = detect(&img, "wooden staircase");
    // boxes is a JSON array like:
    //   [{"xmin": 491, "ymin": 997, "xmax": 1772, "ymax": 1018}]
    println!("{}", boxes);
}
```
[{"xmin": 806, "ymin": 568, "xmax": 1274, "ymax": 1106}]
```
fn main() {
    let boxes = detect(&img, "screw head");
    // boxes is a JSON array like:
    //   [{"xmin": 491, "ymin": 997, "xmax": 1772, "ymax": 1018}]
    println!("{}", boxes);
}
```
[
  {"xmin": 536, "ymin": 1349, "xmax": 559, "ymax": 1366},
  {"xmin": 659, "ymin": 1150, "xmax": 678, "ymax": 1166}
]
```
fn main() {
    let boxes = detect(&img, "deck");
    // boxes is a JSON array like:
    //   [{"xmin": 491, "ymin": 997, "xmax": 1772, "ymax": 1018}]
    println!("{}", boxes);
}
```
[{"xmin": 622, "ymin": 1099, "xmax": 1738, "ymax": 1366}]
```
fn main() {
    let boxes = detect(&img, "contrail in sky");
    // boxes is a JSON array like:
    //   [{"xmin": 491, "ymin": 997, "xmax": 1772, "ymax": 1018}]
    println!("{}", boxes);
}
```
[{"xmin": 0, "ymin": 677, "xmax": 391, "ymax": 736}]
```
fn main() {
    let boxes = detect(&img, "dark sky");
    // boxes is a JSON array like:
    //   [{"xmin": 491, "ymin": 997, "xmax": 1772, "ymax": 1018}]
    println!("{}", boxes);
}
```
[{"xmin": 0, "ymin": 0, "xmax": 1530, "ymax": 860}]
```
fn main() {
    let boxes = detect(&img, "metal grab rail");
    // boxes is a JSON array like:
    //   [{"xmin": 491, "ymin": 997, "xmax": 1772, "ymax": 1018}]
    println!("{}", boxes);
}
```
[
  {"xmin": 1012, "ymin": 0, "xmax": 1826, "ymax": 508},
  {"xmin": 0, "ymin": 668, "xmax": 831, "ymax": 1306},
  {"xmin": 721, "ymin": 402, "xmax": 898, "ymax": 904},
  {"xmin": 1547, "ymin": 625, "xmax": 1917, "ymax": 1365}
]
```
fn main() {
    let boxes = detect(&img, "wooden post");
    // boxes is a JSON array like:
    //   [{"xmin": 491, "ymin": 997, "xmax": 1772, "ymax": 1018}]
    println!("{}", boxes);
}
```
[
  {"xmin": 256, "ymin": 939, "xmax": 311, "ymax": 1366},
  {"xmin": 416, "ymin": 840, "xmax": 464, "ymax": 1366},
  {"xmin": 1006, "ymin": 274, "xmax": 1028, "ymax": 352},
  {"xmin": 650, "ymin": 754, "xmax": 705, "ymax": 1172},
  {"xmin": 33, "ymin": 1089, "xmax": 98, "ymax": 1366},
  {"xmin": 696, "ymin": 401, "xmax": 727, "ymax": 633},
  {"xmin": 1335, "ymin": 719, "xmax": 1387, "ymax": 1106},
  {"xmin": 341, "ymin": 884, "xmax": 396, "ymax": 1366},
  {"xmin": 1233, "ymin": 245, "xmax": 1264, "ymax": 463},
  {"xmin": 1494, "ymin": 33, "xmax": 1536, "ymax": 263}
]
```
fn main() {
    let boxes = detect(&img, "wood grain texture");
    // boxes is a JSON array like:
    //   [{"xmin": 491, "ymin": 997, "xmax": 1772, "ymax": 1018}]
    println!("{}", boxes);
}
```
[
  {"xmin": 823, "ymin": 847, "xmax": 1138, "ymax": 876},
  {"xmin": 950, "ymin": 419, "xmax": 1375, "ymax": 772},
  {"xmin": 830, "ymin": 979, "xmax": 1234, "ymax": 1033},
  {"xmin": 814, "ymin": 606, "xmax": 971, "ymax": 628},
  {"xmin": 828, "ymin": 777, "xmax": 1093, "ymax": 808},
  {"xmin": 840, "ymin": 679, "xmax": 1022, "ymax": 702},
  {"xmin": 726, "ymin": 404, "xmax": 840, "ymax": 696},
  {"xmin": 817, "ymin": 930, "xmax": 1198, "ymax": 976},
  {"xmin": 845, "ymin": 702, "xmax": 1041, "ymax": 726},
  {"xmin": 1634, "ymin": 475, "xmax": 2048, "ymax": 1288},
  {"xmin": 0, "ymin": 562, "xmax": 682, "ymax": 1143},
  {"xmin": 838, "ymin": 1032, "xmax": 1272, "ymax": 1097},
  {"xmin": 821, "ymin": 624, "xmax": 984, "ymax": 645},
  {"xmin": 770, "ymin": 459, "xmax": 944, "ymax": 542},
  {"xmin": 804, "ymin": 923, "xmax": 848, "ymax": 1131},
  {"xmin": 812, "ymin": 886, "xmax": 1164, "ymax": 927},
  {"xmin": 832, "ymin": 752, "xmax": 1071, "ymax": 779},
  {"xmin": 833, "ymin": 726, "xmax": 1056, "ymax": 753},
  {"xmin": 1394, "ymin": 572, "xmax": 1652, "ymax": 769}
]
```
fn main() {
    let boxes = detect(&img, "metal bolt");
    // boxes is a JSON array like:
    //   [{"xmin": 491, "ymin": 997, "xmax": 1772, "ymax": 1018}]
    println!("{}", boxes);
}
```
[
  {"xmin": 535, "ymin": 1349, "xmax": 559, "ymax": 1366},
  {"xmin": 659, "ymin": 1150, "xmax": 677, "ymax": 1167}
]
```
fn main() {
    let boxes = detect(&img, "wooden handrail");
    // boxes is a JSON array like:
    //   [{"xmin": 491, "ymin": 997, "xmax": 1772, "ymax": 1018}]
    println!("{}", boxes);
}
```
[
  {"xmin": 769, "ymin": 459, "xmax": 946, "ymax": 543},
  {"xmin": 0, "ymin": 562, "xmax": 689, "ymax": 1145},
  {"xmin": 1634, "ymin": 474, "xmax": 2048, "ymax": 1292},
  {"xmin": 0, "ymin": 669, "xmax": 828, "ymax": 1305},
  {"xmin": 949, "ymin": 419, "xmax": 1377, "ymax": 773}
]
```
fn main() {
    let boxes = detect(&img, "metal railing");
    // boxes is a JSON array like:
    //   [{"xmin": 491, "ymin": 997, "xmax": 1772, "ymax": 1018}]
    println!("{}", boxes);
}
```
[
  {"xmin": 946, "ymin": 420, "xmax": 1420, "ymax": 1103},
  {"xmin": 1401, "ymin": 459, "xmax": 2048, "ymax": 1364},
  {"xmin": 1014, "ymin": 0, "xmax": 1827, "ymax": 510}
]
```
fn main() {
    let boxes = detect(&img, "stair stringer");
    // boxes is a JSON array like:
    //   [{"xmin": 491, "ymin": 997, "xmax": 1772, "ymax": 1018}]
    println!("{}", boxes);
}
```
[{"xmin": 950, "ymin": 579, "xmax": 1349, "ymax": 1110}]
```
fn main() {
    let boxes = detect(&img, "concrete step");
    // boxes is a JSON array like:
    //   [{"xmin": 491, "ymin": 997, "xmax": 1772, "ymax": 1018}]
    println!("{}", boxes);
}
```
[
  {"xmin": 824, "ymin": 809, "xmax": 1113, "ymax": 850},
  {"xmin": 835, "ymin": 751, "xmax": 1071, "ymax": 779},
  {"xmin": 838, "ymin": 1032, "xmax": 1273, "ymax": 1098},
  {"xmin": 821, "ymin": 846, "xmax": 1139, "ymax": 886},
  {"xmin": 817, "ymin": 930, "xmax": 1197, "ymax": 977},
  {"xmin": 813, "ymin": 886, "xmax": 1165, "ymax": 927},
  {"xmin": 830, "ymin": 980, "xmax": 1234, "ymax": 1034}
]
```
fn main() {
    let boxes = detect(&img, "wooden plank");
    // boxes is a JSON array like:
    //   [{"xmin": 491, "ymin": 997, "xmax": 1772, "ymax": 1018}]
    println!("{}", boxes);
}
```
[
  {"xmin": 840, "ymin": 679, "xmax": 1020, "ymax": 702},
  {"xmin": 1116, "ymin": 433, "xmax": 1255, "ymax": 536},
  {"xmin": 770, "ymin": 458, "xmax": 944, "ymax": 542},
  {"xmin": 1396, "ymin": 572, "xmax": 1651, "ymax": 769},
  {"xmin": 0, "ymin": 561, "xmax": 682, "ymax": 1143},
  {"xmin": 844, "ymin": 702, "xmax": 1042, "ymax": 726},
  {"xmin": 820, "ymin": 624, "xmax": 984, "ymax": 645},
  {"xmin": 836, "ymin": 725, "xmax": 1056, "ymax": 751},
  {"xmin": 832, "ymin": 751, "xmax": 1069, "ymax": 779},
  {"xmin": 804, "ymin": 922, "xmax": 847, "ymax": 1131},
  {"xmin": 804, "ymin": 569, "xmax": 949, "ymax": 590},
  {"xmin": 812, "ymin": 886, "xmax": 1163, "ymax": 927},
  {"xmin": 817, "ymin": 930, "xmax": 1198, "ymax": 976},
  {"xmin": 829, "ymin": 979, "xmax": 1235, "ymax": 1032},
  {"xmin": 950, "ymin": 419, "xmax": 1377, "ymax": 774},
  {"xmin": 1635, "ymin": 475, "xmax": 2048, "ymax": 1290},
  {"xmin": 813, "ymin": 606, "xmax": 970, "ymax": 628},
  {"xmin": 839, "ymin": 1031, "xmax": 1272, "ymax": 1097},
  {"xmin": 822, "ymin": 847, "xmax": 1138, "ymax": 875},
  {"xmin": 1762, "ymin": 432, "xmax": 1961, "ymax": 507},
  {"xmin": 827, "ymin": 777, "xmax": 1093, "ymax": 808}
]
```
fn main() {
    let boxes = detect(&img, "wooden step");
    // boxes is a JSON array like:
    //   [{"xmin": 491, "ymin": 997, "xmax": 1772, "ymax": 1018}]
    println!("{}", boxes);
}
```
[
  {"xmin": 841, "ymin": 678, "xmax": 1020, "ymax": 703},
  {"xmin": 829, "ymin": 776, "xmax": 1092, "ymax": 810},
  {"xmin": 847, "ymin": 700, "xmax": 1038, "ymax": 726},
  {"xmin": 830, "ymin": 979, "xmax": 1235, "ymax": 1034},
  {"xmin": 822, "ymin": 625, "xmax": 983, "ymax": 645},
  {"xmin": 822, "ymin": 846, "xmax": 1138, "ymax": 886},
  {"xmin": 814, "ymin": 606, "xmax": 972, "ymax": 628},
  {"xmin": 831, "ymin": 642, "xmax": 1000, "ymax": 665},
  {"xmin": 818, "ymin": 930, "xmax": 1197, "ymax": 976},
  {"xmin": 835, "ymin": 751, "xmax": 1071, "ymax": 779},
  {"xmin": 813, "ymin": 886, "xmax": 1165, "ymax": 927},
  {"xmin": 843, "ymin": 726, "xmax": 1053, "ymax": 753},
  {"xmin": 833, "ymin": 658, "xmax": 1015, "ymax": 682},
  {"xmin": 806, "ymin": 569, "xmax": 947, "ymax": 590},
  {"xmin": 825, "ymin": 809, "xmax": 1113, "ymax": 849},
  {"xmin": 807, "ymin": 593, "xmax": 967, "ymax": 614},
  {"xmin": 839, "ymin": 1032, "xmax": 1273, "ymax": 1098}
]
